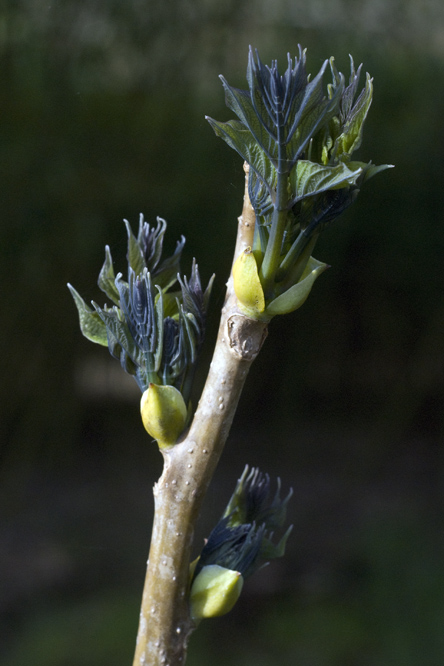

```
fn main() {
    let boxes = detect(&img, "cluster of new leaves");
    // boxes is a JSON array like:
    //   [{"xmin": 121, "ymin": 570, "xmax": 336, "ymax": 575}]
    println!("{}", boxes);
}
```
[
  {"xmin": 193, "ymin": 466, "xmax": 293, "ymax": 580},
  {"xmin": 68, "ymin": 215, "xmax": 214, "ymax": 398},
  {"xmin": 207, "ymin": 47, "xmax": 391, "ymax": 307}
]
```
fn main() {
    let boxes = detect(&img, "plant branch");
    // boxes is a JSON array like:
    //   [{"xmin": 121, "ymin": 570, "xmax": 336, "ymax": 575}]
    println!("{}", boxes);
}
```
[{"xmin": 132, "ymin": 164, "xmax": 268, "ymax": 666}]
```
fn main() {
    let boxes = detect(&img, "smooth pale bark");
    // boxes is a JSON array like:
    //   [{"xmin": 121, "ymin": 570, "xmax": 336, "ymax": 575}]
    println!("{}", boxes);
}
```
[{"xmin": 132, "ymin": 165, "xmax": 268, "ymax": 666}]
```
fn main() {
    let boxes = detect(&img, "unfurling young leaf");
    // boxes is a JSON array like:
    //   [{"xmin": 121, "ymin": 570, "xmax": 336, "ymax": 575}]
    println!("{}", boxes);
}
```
[
  {"xmin": 265, "ymin": 257, "xmax": 328, "ymax": 316},
  {"xmin": 189, "ymin": 466, "xmax": 293, "ymax": 619},
  {"xmin": 68, "ymin": 216, "xmax": 214, "ymax": 434},
  {"xmin": 67, "ymin": 284, "xmax": 108, "ymax": 346},
  {"xmin": 208, "ymin": 46, "xmax": 393, "ymax": 318}
]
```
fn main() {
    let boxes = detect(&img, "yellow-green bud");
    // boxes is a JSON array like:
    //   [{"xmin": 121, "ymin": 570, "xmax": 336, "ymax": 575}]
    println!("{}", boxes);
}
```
[
  {"xmin": 140, "ymin": 383, "xmax": 187, "ymax": 449},
  {"xmin": 189, "ymin": 564, "xmax": 244, "ymax": 620},
  {"xmin": 232, "ymin": 247, "xmax": 265, "ymax": 317}
]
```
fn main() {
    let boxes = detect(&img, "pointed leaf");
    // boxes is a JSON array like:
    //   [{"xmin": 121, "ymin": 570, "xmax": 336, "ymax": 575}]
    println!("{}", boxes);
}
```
[
  {"xmin": 161, "ymin": 290, "xmax": 181, "ymax": 319},
  {"xmin": 265, "ymin": 257, "xmax": 328, "ymax": 316},
  {"xmin": 248, "ymin": 169, "xmax": 274, "ymax": 221},
  {"xmin": 202, "ymin": 273, "xmax": 215, "ymax": 313},
  {"xmin": 290, "ymin": 160, "xmax": 363, "ymax": 202},
  {"xmin": 245, "ymin": 47, "xmax": 311, "ymax": 161},
  {"xmin": 206, "ymin": 117, "xmax": 277, "ymax": 188},
  {"xmin": 286, "ymin": 61, "xmax": 328, "ymax": 143},
  {"xmin": 340, "ymin": 56, "xmax": 363, "ymax": 120},
  {"xmin": 153, "ymin": 235, "xmax": 185, "ymax": 291},
  {"xmin": 116, "ymin": 269, "xmax": 157, "ymax": 355},
  {"xmin": 220, "ymin": 78, "xmax": 278, "ymax": 160},
  {"xmin": 153, "ymin": 286, "xmax": 164, "ymax": 373},
  {"xmin": 248, "ymin": 46, "xmax": 308, "ymax": 128},
  {"xmin": 342, "ymin": 161, "xmax": 395, "ymax": 185},
  {"xmin": 68, "ymin": 284, "xmax": 108, "ymax": 346},
  {"xmin": 125, "ymin": 218, "xmax": 145, "ymax": 277},
  {"xmin": 327, "ymin": 56, "xmax": 343, "ymax": 97},
  {"xmin": 92, "ymin": 302, "xmax": 143, "ymax": 367},
  {"xmin": 98, "ymin": 245, "xmax": 120, "ymax": 305},
  {"xmin": 138, "ymin": 215, "xmax": 167, "ymax": 274},
  {"xmin": 333, "ymin": 72, "xmax": 373, "ymax": 160},
  {"xmin": 287, "ymin": 68, "xmax": 344, "ymax": 168},
  {"xmin": 170, "ymin": 312, "xmax": 188, "ymax": 379},
  {"xmin": 260, "ymin": 525, "xmax": 293, "ymax": 560},
  {"xmin": 160, "ymin": 316, "xmax": 180, "ymax": 385},
  {"xmin": 349, "ymin": 161, "xmax": 395, "ymax": 183}
]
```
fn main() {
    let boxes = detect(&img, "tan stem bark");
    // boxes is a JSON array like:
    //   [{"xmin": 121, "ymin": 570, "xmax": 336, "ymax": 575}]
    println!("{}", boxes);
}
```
[{"xmin": 132, "ymin": 165, "xmax": 268, "ymax": 666}]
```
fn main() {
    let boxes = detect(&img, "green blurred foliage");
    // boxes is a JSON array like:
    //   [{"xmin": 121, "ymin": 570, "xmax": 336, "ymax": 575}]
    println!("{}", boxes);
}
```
[{"xmin": 1, "ymin": 0, "xmax": 444, "ymax": 664}]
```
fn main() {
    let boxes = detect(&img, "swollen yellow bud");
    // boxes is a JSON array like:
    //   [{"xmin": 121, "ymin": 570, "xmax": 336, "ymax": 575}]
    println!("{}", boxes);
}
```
[
  {"xmin": 232, "ymin": 247, "xmax": 265, "ymax": 317},
  {"xmin": 140, "ymin": 383, "xmax": 187, "ymax": 449},
  {"xmin": 189, "ymin": 565, "xmax": 244, "ymax": 620}
]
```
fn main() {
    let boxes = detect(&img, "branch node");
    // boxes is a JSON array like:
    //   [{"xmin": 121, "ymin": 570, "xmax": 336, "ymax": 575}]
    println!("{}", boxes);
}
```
[{"xmin": 227, "ymin": 314, "xmax": 268, "ymax": 360}]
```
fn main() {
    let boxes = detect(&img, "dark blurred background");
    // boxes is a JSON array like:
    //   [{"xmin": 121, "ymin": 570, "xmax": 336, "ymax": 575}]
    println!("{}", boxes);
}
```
[{"xmin": 1, "ymin": 0, "xmax": 444, "ymax": 664}]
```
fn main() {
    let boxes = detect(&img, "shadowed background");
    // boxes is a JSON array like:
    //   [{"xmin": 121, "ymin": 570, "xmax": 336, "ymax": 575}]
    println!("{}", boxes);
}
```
[{"xmin": 1, "ymin": 0, "xmax": 444, "ymax": 664}]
